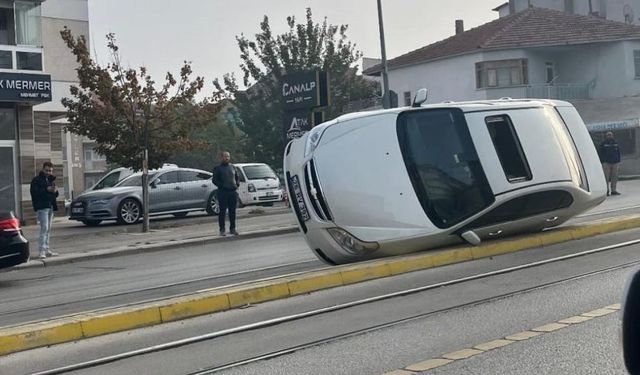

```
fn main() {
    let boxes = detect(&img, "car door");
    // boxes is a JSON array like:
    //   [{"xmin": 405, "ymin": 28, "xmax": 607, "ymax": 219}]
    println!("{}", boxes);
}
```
[
  {"xmin": 178, "ymin": 170, "xmax": 211, "ymax": 209},
  {"xmin": 235, "ymin": 166, "xmax": 248, "ymax": 204},
  {"xmin": 149, "ymin": 170, "xmax": 180, "ymax": 213}
]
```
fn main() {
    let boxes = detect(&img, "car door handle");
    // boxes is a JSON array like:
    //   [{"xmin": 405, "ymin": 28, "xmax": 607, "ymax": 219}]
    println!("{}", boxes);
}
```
[
  {"xmin": 545, "ymin": 216, "xmax": 559, "ymax": 222},
  {"xmin": 201, "ymin": 184, "xmax": 208, "ymax": 188},
  {"xmin": 488, "ymin": 230, "xmax": 503, "ymax": 236}
]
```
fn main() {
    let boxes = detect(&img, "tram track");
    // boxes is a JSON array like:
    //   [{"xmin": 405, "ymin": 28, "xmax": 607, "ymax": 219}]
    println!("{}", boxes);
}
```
[{"xmin": 28, "ymin": 238, "xmax": 640, "ymax": 375}]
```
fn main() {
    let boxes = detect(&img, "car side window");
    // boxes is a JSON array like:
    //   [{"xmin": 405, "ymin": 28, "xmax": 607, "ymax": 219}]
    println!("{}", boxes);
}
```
[
  {"xmin": 157, "ymin": 171, "xmax": 179, "ymax": 185},
  {"xmin": 179, "ymin": 171, "xmax": 199, "ymax": 182},
  {"xmin": 235, "ymin": 167, "xmax": 246, "ymax": 182},
  {"xmin": 196, "ymin": 172, "xmax": 211, "ymax": 180}
]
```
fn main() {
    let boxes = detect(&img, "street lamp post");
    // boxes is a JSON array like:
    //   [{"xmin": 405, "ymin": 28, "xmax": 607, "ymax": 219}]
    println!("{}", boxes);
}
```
[
  {"xmin": 136, "ymin": 108, "xmax": 150, "ymax": 233},
  {"xmin": 377, "ymin": 0, "xmax": 391, "ymax": 109}
]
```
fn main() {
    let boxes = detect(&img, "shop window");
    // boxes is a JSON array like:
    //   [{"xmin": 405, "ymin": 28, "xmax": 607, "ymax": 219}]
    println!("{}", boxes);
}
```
[{"xmin": 591, "ymin": 129, "xmax": 636, "ymax": 157}]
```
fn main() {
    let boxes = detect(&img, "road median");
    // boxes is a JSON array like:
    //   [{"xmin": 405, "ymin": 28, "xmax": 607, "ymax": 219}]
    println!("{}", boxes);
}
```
[{"xmin": 2, "ymin": 214, "xmax": 640, "ymax": 356}]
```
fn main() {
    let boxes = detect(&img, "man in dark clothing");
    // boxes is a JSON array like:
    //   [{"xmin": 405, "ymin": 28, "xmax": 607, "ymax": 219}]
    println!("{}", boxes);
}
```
[
  {"xmin": 598, "ymin": 131, "xmax": 621, "ymax": 196},
  {"xmin": 30, "ymin": 161, "xmax": 59, "ymax": 259},
  {"xmin": 212, "ymin": 151, "xmax": 240, "ymax": 236}
]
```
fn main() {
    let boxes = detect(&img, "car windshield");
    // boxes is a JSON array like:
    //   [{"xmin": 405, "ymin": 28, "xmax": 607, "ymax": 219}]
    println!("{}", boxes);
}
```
[
  {"xmin": 94, "ymin": 171, "xmax": 121, "ymax": 190},
  {"xmin": 397, "ymin": 108, "xmax": 494, "ymax": 228},
  {"xmin": 243, "ymin": 165, "xmax": 277, "ymax": 180},
  {"xmin": 116, "ymin": 172, "xmax": 156, "ymax": 187}
]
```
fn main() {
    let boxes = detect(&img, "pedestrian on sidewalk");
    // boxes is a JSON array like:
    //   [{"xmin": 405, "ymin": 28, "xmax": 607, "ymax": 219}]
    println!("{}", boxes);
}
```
[
  {"xmin": 30, "ymin": 162, "xmax": 59, "ymax": 259},
  {"xmin": 212, "ymin": 151, "xmax": 240, "ymax": 236},
  {"xmin": 598, "ymin": 131, "xmax": 622, "ymax": 196}
]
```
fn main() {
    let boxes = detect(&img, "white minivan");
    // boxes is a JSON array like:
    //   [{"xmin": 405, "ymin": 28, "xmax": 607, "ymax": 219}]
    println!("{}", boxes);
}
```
[{"xmin": 234, "ymin": 163, "xmax": 283, "ymax": 207}]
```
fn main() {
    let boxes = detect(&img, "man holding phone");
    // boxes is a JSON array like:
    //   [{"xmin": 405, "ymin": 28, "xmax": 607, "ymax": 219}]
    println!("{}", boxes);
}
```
[{"xmin": 30, "ymin": 161, "xmax": 59, "ymax": 259}]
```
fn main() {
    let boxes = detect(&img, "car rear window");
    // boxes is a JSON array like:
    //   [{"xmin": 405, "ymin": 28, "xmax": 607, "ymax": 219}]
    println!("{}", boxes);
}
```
[
  {"xmin": 397, "ymin": 108, "xmax": 494, "ymax": 228},
  {"xmin": 243, "ymin": 165, "xmax": 277, "ymax": 180}
]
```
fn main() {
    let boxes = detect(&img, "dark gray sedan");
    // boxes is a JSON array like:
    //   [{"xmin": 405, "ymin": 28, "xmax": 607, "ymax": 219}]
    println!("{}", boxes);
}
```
[{"xmin": 69, "ymin": 168, "xmax": 219, "ymax": 226}]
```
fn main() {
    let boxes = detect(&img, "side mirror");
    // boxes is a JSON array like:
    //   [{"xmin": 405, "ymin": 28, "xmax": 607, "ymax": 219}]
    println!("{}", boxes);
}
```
[
  {"xmin": 150, "ymin": 181, "xmax": 157, "ymax": 189},
  {"xmin": 622, "ymin": 269, "xmax": 640, "ymax": 374},
  {"xmin": 412, "ymin": 88, "xmax": 428, "ymax": 107},
  {"xmin": 460, "ymin": 230, "xmax": 481, "ymax": 246}
]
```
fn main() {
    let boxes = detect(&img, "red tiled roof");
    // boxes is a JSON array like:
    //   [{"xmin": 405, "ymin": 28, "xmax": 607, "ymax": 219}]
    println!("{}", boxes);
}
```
[{"xmin": 364, "ymin": 7, "xmax": 640, "ymax": 75}]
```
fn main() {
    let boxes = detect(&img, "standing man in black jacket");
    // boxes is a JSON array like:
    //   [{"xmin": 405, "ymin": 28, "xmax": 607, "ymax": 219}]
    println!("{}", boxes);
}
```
[
  {"xmin": 598, "ymin": 131, "xmax": 622, "ymax": 196},
  {"xmin": 30, "ymin": 161, "xmax": 59, "ymax": 259},
  {"xmin": 212, "ymin": 151, "xmax": 240, "ymax": 236}
]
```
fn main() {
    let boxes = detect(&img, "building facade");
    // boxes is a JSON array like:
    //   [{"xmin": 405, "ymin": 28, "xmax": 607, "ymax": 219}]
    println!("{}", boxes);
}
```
[
  {"xmin": 0, "ymin": 0, "xmax": 88, "ymax": 222},
  {"xmin": 364, "ymin": 7, "xmax": 640, "ymax": 175}
]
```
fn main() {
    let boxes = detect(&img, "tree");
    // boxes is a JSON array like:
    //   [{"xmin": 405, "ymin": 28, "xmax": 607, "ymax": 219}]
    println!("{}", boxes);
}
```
[
  {"xmin": 60, "ymin": 28, "xmax": 221, "ymax": 171},
  {"xmin": 215, "ymin": 8, "xmax": 379, "ymax": 169}
]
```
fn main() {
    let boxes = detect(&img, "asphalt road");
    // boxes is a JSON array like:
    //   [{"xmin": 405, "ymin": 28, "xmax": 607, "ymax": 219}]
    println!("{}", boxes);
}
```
[{"xmin": 3, "ymin": 226, "xmax": 639, "ymax": 375}]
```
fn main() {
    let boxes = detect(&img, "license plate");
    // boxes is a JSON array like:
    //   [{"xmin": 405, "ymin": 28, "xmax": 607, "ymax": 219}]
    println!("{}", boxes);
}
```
[
  {"xmin": 266, "ymin": 191, "xmax": 273, "ymax": 196},
  {"xmin": 72, "ymin": 208, "xmax": 84, "ymax": 214},
  {"xmin": 289, "ymin": 175, "xmax": 310, "ymax": 221}
]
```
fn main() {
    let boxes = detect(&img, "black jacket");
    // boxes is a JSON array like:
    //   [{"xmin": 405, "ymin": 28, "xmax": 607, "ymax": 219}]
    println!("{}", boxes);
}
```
[
  {"xmin": 30, "ymin": 172, "xmax": 59, "ymax": 211},
  {"xmin": 212, "ymin": 163, "xmax": 239, "ymax": 191},
  {"xmin": 598, "ymin": 138, "xmax": 621, "ymax": 164}
]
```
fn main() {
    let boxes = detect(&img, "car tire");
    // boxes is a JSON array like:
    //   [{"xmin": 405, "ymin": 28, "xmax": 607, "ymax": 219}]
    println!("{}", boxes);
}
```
[
  {"xmin": 173, "ymin": 212, "xmax": 188, "ymax": 218},
  {"xmin": 82, "ymin": 219, "xmax": 102, "ymax": 226},
  {"xmin": 206, "ymin": 192, "xmax": 220, "ymax": 216},
  {"xmin": 117, "ymin": 198, "xmax": 142, "ymax": 225}
]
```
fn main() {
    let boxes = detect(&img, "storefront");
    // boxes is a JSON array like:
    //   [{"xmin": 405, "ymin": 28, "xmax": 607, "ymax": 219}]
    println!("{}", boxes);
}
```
[{"xmin": 0, "ymin": 71, "xmax": 51, "ymax": 219}]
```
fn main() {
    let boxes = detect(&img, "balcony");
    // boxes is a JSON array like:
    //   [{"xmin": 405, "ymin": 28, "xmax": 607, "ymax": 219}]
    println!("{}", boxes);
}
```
[{"xmin": 525, "ymin": 83, "xmax": 591, "ymax": 100}]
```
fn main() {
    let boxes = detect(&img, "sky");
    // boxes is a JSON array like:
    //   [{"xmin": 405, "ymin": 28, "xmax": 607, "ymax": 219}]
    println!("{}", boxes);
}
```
[{"xmin": 87, "ymin": 1, "xmax": 502, "ymax": 93}]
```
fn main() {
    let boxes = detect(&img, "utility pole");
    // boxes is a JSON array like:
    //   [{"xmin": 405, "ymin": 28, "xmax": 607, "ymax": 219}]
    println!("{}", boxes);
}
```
[
  {"xmin": 140, "ymin": 108, "xmax": 150, "ymax": 233},
  {"xmin": 377, "ymin": 0, "xmax": 391, "ymax": 109}
]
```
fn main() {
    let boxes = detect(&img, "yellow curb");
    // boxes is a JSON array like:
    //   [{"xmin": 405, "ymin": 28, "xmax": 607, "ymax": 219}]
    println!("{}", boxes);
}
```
[
  {"xmin": 287, "ymin": 271, "xmax": 344, "ymax": 296},
  {"xmin": 226, "ymin": 281, "xmax": 291, "ymax": 308},
  {"xmin": 80, "ymin": 306, "xmax": 162, "ymax": 338},
  {"xmin": 538, "ymin": 228, "xmax": 575, "ymax": 246},
  {"xmin": 442, "ymin": 348, "xmax": 484, "ymax": 360},
  {"xmin": 474, "ymin": 339, "xmax": 514, "ymax": 351},
  {"xmin": 382, "ymin": 370, "xmax": 416, "ymax": 375},
  {"xmin": 581, "ymin": 308, "xmax": 617, "ymax": 317},
  {"xmin": 605, "ymin": 303, "xmax": 621, "ymax": 310},
  {"xmin": 405, "ymin": 358, "xmax": 453, "ymax": 371},
  {"xmin": 505, "ymin": 330, "xmax": 543, "ymax": 341},
  {"xmin": 532, "ymin": 323, "xmax": 568, "ymax": 332},
  {"xmin": 159, "ymin": 293, "xmax": 230, "ymax": 322},
  {"xmin": 431, "ymin": 247, "xmax": 474, "ymax": 267},
  {"xmin": 474, "ymin": 236, "xmax": 543, "ymax": 259},
  {"xmin": 340, "ymin": 263, "xmax": 392, "ymax": 285},
  {"xmin": 0, "ymin": 318, "xmax": 84, "ymax": 356},
  {"xmin": 387, "ymin": 254, "xmax": 434, "ymax": 275},
  {"xmin": 558, "ymin": 315, "xmax": 593, "ymax": 324}
]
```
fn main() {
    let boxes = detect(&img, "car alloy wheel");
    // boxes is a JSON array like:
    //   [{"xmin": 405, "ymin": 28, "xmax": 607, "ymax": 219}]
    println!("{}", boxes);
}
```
[
  {"xmin": 118, "ymin": 198, "xmax": 141, "ymax": 224},
  {"xmin": 206, "ymin": 192, "xmax": 220, "ymax": 216}
]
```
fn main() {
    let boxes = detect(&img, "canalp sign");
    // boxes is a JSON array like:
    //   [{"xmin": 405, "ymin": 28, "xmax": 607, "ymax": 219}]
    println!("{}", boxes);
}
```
[
  {"xmin": 282, "ymin": 70, "xmax": 329, "ymax": 111},
  {"xmin": 0, "ymin": 72, "xmax": 51, "ymax": 102}
]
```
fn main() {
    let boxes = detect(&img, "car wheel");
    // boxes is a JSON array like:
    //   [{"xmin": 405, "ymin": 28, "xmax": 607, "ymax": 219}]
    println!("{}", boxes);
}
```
[
  {"xmin": 117, "ymin": 198, "xmax": 142, "ymax": 225},
  {"xmin": 173, "ymin": 212, "xmax": 188, "ymax": 218},
  {"xmin": 206, "ymin": 192, "xmax": 220, "ymax": 216},
  {"xmin": 82, "ymin": 219, "xmax": 102, "ymax": 226}
]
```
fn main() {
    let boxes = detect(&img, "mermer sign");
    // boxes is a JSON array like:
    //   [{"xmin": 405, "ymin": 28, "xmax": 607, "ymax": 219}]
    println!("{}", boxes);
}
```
[
  {"xmin": 0, "ymin": 79, "xmax": 51, "ymax": 91},
  {"xmin": 0, "ymin": 72, "xmax": 52, "ymax": 102}
]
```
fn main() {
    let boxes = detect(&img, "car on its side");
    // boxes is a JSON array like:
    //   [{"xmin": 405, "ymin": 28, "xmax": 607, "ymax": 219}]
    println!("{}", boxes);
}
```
[
  {"xmin": 284, "ymin": 95, "xmax": 606, "ymax": 265},
  {"xmin": 69, "ymin": 167, "xmax": 219, "ymax": 226},
  {"xmin": 0, "ymin": 211, "xmax": 29, "ymax": 269},
  {"xmin": 234, "ymin": 163, "xmax": 283, "ymax": 207}
]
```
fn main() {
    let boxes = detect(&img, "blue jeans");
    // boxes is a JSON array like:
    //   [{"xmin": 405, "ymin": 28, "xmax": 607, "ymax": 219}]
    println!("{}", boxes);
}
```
[{"xmin": 36, "ymin": 208, "xmax": 53, "ymax": 254}]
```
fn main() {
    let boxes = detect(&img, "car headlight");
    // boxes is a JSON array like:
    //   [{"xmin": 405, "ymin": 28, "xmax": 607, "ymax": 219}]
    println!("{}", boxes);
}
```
[
  {"xmin": 248, "ymin": 183, "xmax": 256, "ymax": 192},
  {"xmin": 327, "ymin": 228, "xmax": 379, "ymax": 255},
  {"xmin": 90, "ymin": 198, "xmax": 112, "ymax": 205},
  {"xmin": 304, "ymin": 125, "xmax": 328, "ymax": 157}
]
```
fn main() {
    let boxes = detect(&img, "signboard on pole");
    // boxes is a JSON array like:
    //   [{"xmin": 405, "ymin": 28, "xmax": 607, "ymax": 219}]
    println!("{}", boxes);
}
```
[
  {"xmin": 282, "ymin": 70, "xmax": 329, "ymax": 141},
  {"xmin": 284, "ymin": 110, "xmax": 311, "ymax": 141}
]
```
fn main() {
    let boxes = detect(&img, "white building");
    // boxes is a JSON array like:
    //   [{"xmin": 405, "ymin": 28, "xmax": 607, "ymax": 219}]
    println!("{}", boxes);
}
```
[
  {"xmin": 364, "ymin": 7, "xmax": 640, "ymax": 175},
  {"xmin": 494, "ymin": 0, "xmax": 640, "ymax": 24}
]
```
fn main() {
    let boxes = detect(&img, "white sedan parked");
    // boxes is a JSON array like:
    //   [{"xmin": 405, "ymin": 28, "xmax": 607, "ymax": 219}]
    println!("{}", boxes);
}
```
[{"xmin": 284, "ymin": 97, "xmax": 606, "ymax": 265}]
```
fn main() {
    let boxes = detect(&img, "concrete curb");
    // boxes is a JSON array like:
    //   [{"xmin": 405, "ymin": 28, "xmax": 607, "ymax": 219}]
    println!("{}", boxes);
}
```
[
  {"xmin": 16, "ymin": 226, "xmax": 300, "ymax": 269},
  {"xmin": 2, "ymin": 214, "xmax": 640, "ymax": 356}
]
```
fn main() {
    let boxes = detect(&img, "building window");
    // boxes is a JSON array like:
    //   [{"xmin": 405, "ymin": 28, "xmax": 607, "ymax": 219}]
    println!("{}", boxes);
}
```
[
  {"xmin": 0, "ymin": 3, "xmax": 15, "ymax": 45},
  {"xmin": 476, "ymin": 59, "xmax": 528, "ymax": 88},
  {"xmin": 14, "ymin": 1, "xmax": 41, "ymax": 46},
  {"xmin": 0, "ymin": 108, "xmax": 15, "ymax": 140},
  {"xmin": 634, "ymin": 50, "xmax": 640, "ymax": 78},
  {"xmin": 546, "ymin": 62, "xmax": 555, "ymax": 84},
  {"xmin": 403, "ymin": 91, "xmax": 411, "ymax": 106},
  {"xmin": 0, "ymin": 50, "xmax": 11, "ymax": 68},
  {"xmin": 16, "ymin": 51, "xmax": 41, "ymax": 70}
]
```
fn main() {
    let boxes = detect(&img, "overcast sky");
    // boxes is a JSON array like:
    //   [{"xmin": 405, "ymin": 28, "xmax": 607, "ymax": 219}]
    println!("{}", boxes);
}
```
[{"xmin": 87, "ymin": 1, "xmax": 501, "ymax": 92}]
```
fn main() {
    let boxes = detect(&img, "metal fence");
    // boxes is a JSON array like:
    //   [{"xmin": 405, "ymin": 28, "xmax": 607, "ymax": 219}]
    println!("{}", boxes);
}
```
[{"xmin": 525, "ymin": 83, "xmax": 591, "ymax": 100}]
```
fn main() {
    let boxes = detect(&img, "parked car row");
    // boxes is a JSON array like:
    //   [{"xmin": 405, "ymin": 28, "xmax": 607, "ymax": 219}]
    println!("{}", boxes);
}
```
[{"xmin": 68, "ymin": 163, "xmax": 284, "ymax": 226}]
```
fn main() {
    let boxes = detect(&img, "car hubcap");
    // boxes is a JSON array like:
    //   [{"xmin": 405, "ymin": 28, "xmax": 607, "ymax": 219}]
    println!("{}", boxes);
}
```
[
  {"xmin": 210, "ymin": 196, "xmax": 220, "ymax": 214},
  {"xmin": 121, "ymin": 201, "xmax": 140, "ymax": 223}
]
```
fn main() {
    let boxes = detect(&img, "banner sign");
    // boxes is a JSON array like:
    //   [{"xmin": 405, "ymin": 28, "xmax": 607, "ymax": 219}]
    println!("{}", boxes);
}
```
[
  {"xmin": 282, "ymin": 70, "xmax": 329, "ymax": 111},
  {"xmin": 586, "ymin": 118, "xmax": 640, "ymax": 132},
  {"xmin": 0, "ymin": 72, "xmax": 51, "ymax": 102}
]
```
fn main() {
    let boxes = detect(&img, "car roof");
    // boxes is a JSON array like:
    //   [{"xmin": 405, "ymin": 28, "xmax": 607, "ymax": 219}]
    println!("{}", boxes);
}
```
[
  {"xmin": 332, "ymin": 98, "xmax": 570, "ymax": 123},
  {"xmin": 125, "ymin": 167, "xmax": 210, "ymax": 178},
  {"xmin": 234, "ymin": 163, "xmax": 272, "ymax": 168}
]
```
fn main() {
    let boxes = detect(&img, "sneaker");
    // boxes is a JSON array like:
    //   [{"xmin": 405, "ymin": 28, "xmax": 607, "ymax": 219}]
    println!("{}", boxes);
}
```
[
  {"xmin": 219, "ymin": 231, "xmax": 226, "ymax": 237},
  {"xmin": 230, "ymin": 230, "xmax": 239, "ymax": 236},
  {"xmin": 45, "ymin": 250, "xmax": 59, "ymax": 257},
  {"xmin": 611, "ymin": 191, "xmax": 621, "ymax": 196}
]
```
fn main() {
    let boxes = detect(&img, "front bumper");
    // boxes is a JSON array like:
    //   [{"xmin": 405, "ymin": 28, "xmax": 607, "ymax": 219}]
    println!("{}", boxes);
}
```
[
  {"xmin": 69, "ymin": 200, "xmax": 117, "ymax": 221},
  {"xmin": 0, "ymin": 233, "xmax": 29, "ymax": 268}
]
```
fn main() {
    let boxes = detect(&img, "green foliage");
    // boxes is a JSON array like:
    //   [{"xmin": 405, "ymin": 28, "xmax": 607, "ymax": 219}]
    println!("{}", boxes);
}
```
[
  {"xmin": 60, "ymin": 28, "xmax": 222, "ymax": 171},
  {"xmin": 215, "ymin": 8, "xmax": 379, "ymax": 169}
]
